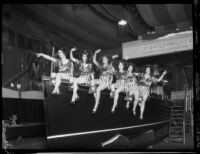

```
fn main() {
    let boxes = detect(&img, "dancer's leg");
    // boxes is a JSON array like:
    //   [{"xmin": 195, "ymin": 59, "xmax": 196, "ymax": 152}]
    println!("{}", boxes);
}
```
[
  {"xmin": 52, "ymin": 73, "xmax": 62, "ymax": 93},
  {"xmin": 132, "ymin": 89, "xmax": 139, "ymax": 115},
  {"xmin": 139, "ymin": 89, "xmax": 149, "ymax": 120},
  {"xmin": 92, "ymin": 83, "xmax": 107, "ymax": 113},
  {"xmin": 71, "ymin": 77, "xmax": 87, "ymax": 103},
  {"xmin": 111, "ymin": 86, "xmax": 124, "ymax": 113}
]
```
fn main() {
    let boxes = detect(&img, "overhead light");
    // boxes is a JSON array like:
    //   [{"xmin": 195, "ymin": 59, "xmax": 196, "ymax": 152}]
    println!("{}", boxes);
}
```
[{"xmin": 118, "ymin": 20, "xmax": 127, "ymax": 26}]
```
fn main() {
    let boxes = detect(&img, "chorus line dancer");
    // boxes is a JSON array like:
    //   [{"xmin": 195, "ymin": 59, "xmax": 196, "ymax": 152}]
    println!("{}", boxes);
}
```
[
  {"xmin": 110, "ymin": 60, "xmax": 127, "ymax": 113},
  {"xmin": 124, "ymin": 62, "xmax": 139, "ymax": 116},
  {"xmin": 37, "ymin": 48, "xmax": 73, "ymax": 95},
  {"xmin": 70, "ymin": 47, "xmax": 94, "ymax": 104},
  {"xmin": 137, "ymin": 65, "xmax": 167, "ymax": 120},
  {"xmin": 89, "ymin": 49, "xmax": 118, "ymax": 114}
]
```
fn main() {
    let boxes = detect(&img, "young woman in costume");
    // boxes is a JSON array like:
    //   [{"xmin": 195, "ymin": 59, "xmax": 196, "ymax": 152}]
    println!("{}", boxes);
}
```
[
  {"xmin": 70, "ymin": 47, "xmax": 94, "ymax": 104},
  {"xmin": 37, "ymin": 48, "xmax": 73, "ymax": 95},
  {"xmin": 137, "ymin": 65, "xmax": 167, "ymax": 120},
  {"xmin": 89, "ymin": 49, "xmax": 118, "ymax": 113},
  {"xmin": 124, "ymin": 62, "xmax": 140, "ymax": 116},
  {"xmin": 109, "ymin": 60, "xmax": 127, "ymax": 113}
]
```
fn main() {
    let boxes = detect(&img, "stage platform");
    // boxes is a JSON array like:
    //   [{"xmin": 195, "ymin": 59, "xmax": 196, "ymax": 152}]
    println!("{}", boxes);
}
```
[{"xmin": 43, "ymin": 79, "xmax": 171, "ymax": 149}]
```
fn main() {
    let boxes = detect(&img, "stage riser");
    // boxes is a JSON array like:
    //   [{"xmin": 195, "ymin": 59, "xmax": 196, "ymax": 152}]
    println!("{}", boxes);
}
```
[
  {"xmin": 6, "ymin": 124, "xmax": 46, "ymax": 139},
  {"xmin": 43, "ymin": 81, "xmax": 171, "ymax": 149}
]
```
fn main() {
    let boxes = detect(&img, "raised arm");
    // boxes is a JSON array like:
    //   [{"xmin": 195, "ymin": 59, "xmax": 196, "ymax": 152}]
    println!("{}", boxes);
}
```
[
  {"xmin": 110, "ymin": 54, "xmax": 119, "ymax": 68},
  {"xmin": 93, "ymin": 49, "xmax": 101, "ymax": 67},
  {"xmin": 70, "ymin": 62, "xmax": 74, "ymax": 76},
  {"xmin": 70, "ymin": 47, "xmax": 79, "ymax": 64},
  {"xmin": 156, "ymin": 70, "xmax": 167, "ymax": 82},
  {"xmin": 37, "ymin": 53, "xmax": 57, "ymax": 62}
]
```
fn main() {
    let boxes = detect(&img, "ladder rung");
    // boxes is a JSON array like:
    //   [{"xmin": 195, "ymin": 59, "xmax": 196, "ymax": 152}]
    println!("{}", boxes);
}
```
[
  {"xmin": 171, "ymin": 108, "xmax": 185, "ymax": 110},
  {"xmin": 169, "ymin": 132, "xmax": 184, "ymax": 135},
  {"xmin": 169, "ymin": 126, "xmax": 183, "ymax": 128},
  {"xmin": 170, "ymin": 125, "xmax": 183, "ymax": 127},
  {"xmin": 172, "ymin": 104, "xmax": 184, "ymax": 107},
  {"xmin": 169, "ymin": 135, "xmax": 184, "ymax": 138},
  {"xmin": 171, "ymin": 110, "xmax": 184, "ymax": 111},
  {"xmin": 171, "ymin": 118, "xmax": 183, "ymax": 120},
  {"xmin": 171, "ymin": 116, "xmax": 184, "ymax": 118},
  {"xmin": 168, "ymin": 139, "xmax": 184, "ymax": 142},
  {"xmin": 171, "ymin": 122, "xmax": 183, "ymax": 124},
  {"xmin": 169, "ymin": 130, "xmax": 184, "ymax": 132},
  {"xmin": 170, "ymin": 129, "xmax": 183, "ymax": 131},
  {"xmin": 171, "ymin": 113, "xmax": 183, "ymax": 116},
  {"xmin": 168, "ymin": 136, "xmax": 184, "ymax": 139},
  {"xmin": 170, "ymin": 128, "xmax": 183, "ymax": 130},
  {"xmin": 169, "ymin": 131, "xmax": 184, "ymax": 133}
]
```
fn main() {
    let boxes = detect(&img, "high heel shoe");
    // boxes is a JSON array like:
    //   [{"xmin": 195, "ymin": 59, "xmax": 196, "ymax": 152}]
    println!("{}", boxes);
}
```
[
  {"xmin": 132, "ymin": 110, "xmax": 136, "ymax": 115},
  {"xmin": 89, "ymin": 87, "xmax": 96, "ymax": 94},
  {"xmin": 111, "ymin": 107, "xmax": 115, "ymax": 113},
  {"xmin": 75, "ymin": 95, "xmax": 80, "ymax": 101},
  {"xmin": 51, "ymin": 89, "xmax": 61, "ymax": 96},
  {"xmin": 124, "ymin": 96, "xmax": 128, "ymax": 101},
  {"xmin": 110, "ymin": 91, "xmax": 115, "ymax": 98},
  {"xmin": 68, "ymin": 85, "xmax": 73, "ymax": 91},
  {"xmin": 128, "ymin": 95, "xmax": 133, "ymax": 101},
  {"xmin": 126, "ymin": 102, "xmax": 130, "ymax": 109},
  {"xmin": 92, "ymin": 107, "xmax": 97, "ymax": 114},
  {"xmin": 70, "ymin": 100, "xmax": 75, "ymax": 104}
]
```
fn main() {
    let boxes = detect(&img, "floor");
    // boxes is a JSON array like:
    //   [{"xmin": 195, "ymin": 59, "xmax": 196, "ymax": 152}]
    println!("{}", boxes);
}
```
[
  {"xmin": 5, "ymin": 134, "xmax": 194, "ymax": 150},
  {"xmin": 152, "ymin": 134, "xmax": 194, "ymax": 150}
]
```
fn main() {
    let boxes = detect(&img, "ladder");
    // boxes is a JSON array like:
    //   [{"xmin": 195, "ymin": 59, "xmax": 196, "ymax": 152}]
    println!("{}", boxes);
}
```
[
  {"xmin": 185, "ymin": 111, "xmax": 192, "ymax": 135},
  {"xmin": 168, "ymin": 101, "xmax": 186, "ymax": 144}
]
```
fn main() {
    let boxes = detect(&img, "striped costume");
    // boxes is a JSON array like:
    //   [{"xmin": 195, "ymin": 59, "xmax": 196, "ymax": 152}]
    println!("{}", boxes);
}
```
[
  {"xmin": 78, "ymin": 62, "xmax": 93, "ymax": 85},
  {"xmin": 98, "ymin": 64, "xmax": 114, "ymax": 85},
  {"xmin": 51, "ymin": 59, "xmax": 73, "ymax": 83},
  {"xmin": 125, "ymin": 72, "xmax": 138, "ymax": 94},
  {"xmin": 57, "ymin": 59, "xmax": 73, "ymax": 75},
  {"xmin": 137, "ymin": 75, "xmax": 157, "ymax": 98},
  {"xmin": 114, "ymin": 71, "xmax": 127, "ymax": 89}
]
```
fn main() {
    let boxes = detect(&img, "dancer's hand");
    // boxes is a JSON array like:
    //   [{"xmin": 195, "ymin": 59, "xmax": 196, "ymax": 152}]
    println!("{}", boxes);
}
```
[
  {"xmin": 112, "ymin": 54, "xmax": 119, "ymax": 59},
  {"xmin": 37, "ymin": 53, "xmax": 43, "ymax": 57},
  {"xmin": 163, "ymin": 70, "xmax": 167, "ymax": 75},
  {"xmin": 124, "ymin": 56, "xmax": 129, "ymax": 60},
  {"xmin": 95, "ymin": 49, "xmax": 101, "ymax": 54},
  {"xmin": 70, "ymin": 47, "xmax": 77, "ymax": 52}
]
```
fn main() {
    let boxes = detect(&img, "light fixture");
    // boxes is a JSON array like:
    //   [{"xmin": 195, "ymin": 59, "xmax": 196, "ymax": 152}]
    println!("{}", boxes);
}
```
[
  {"xmin": 10, "ymin": 82, "xmax": 14, "ymax": 87},
  {"xmin": 17, "ymin": 84, "xmax": 21, "ymax": 89},
  {"xmin": 138, "ymin": 36, "xmax": 143, "ymax": 40},
  {"xmin": 118, "ymin": 20, "xmax": 127, "ymax": 26}
]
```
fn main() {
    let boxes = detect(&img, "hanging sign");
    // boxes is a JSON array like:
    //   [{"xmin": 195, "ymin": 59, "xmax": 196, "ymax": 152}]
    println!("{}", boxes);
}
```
[{"xmin": 122, "ymin": 31, "xmax": 193, "ymax": 59}]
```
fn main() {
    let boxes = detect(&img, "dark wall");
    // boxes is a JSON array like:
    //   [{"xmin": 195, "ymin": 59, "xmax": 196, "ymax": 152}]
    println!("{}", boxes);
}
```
[
  {"xmin": 2, "ymin": 98, "xmax": 45, "ymax": 123},
  {"xmin": 2, "ymin": 13, "xmax": 53, "ymax": 90}
]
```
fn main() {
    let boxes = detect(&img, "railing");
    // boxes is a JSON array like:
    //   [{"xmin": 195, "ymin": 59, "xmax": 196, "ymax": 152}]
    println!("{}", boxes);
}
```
[{"xmin": 2, "ymin": 67, "xmax": 29, "ymax": 87}]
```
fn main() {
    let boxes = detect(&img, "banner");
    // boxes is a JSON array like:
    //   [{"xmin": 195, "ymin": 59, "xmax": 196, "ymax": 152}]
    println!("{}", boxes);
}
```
[{"xmin": 122, "ymin": 31, "xmax": 193, "ymax": 59}]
